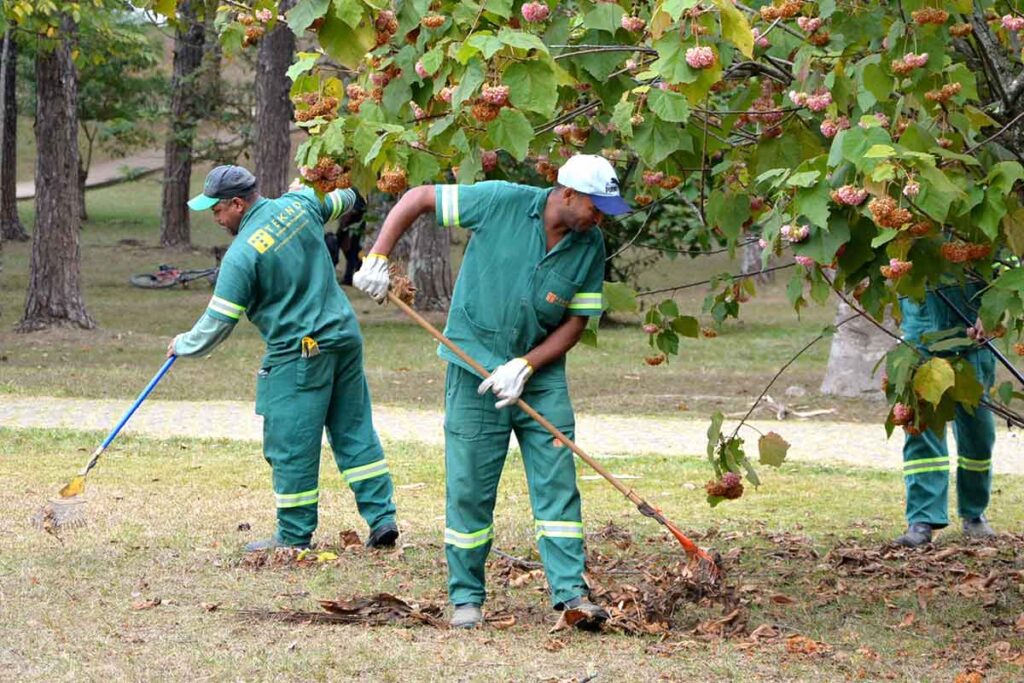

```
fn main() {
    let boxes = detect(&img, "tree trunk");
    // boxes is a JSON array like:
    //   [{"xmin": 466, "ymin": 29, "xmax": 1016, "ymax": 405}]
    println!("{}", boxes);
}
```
[
  {"xmin": 0, "ymin": 28, "xmax": 27, "ymax": 242},
  {"xmin": 819, "ymin": 300, "xmax": 896, "ymax": 399},
  {"xmin": 160, "ymin": 0, "xmax": 205, "ymax": 248},
  {"xmin": 409, "ymin": 212, "xmax": 453, "ymax": 311},
  {"xmin": 18, "ymin": 15, "xmax": 94, "ymax": 332},
  {"xmin": 199, "ymin": 0, "xmax": 222, "ymax": 113},
  {"xmin": 254, "ymin": 0, "xmax": 296, "ymax": 198},
  {"xmin": 740, "ymin": 239, "xmax": 775, "ymax": 284},
  {"xmin": 77, "ymin": 155, "xmax": 88, "ymax": 221}
]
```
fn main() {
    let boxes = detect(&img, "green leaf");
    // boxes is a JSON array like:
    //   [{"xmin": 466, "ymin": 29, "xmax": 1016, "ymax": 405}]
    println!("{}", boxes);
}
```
[
  {"xmin": 946, "ymin": 63, "xmax": 978, "ymax": 102},
  {"xmin": 656, "ymin": 330, "xmax": 679, "ymax": 355},
  {"xmin": 986, "ymin": 161, "xmax": 1024, "ymax": 195},
  {"xmin": 647, "ymin": 89, "xmax": 690, "ymax": 123},
  {"xmin": 913, "ymin": 357, "xmax": 956, "ymax": 406},
  {"xmin": 713, "ymin": 0, "xmax": 754, "ymax": 58},
  {"xmin": 871, "ymin": 228, "xmax": 899, "ymax": 248},
  {"xmin": 660, "ymin": 0, "xmax": 700, "ymax": 21},
  {"xmin": 916, "ymin": 163, "xmax": 960, "ymax": 223},
  {"xmin": 486, "ymin": 108, "xmax": 533, "ymax": 161},
  {"xmin": 333, "ymin": 0, "xmax": 364, "ymax": 28},
  {"xmin": 1003, "ymin": 208, "xmax": 1024, "ymax": 257},
  {"xmin": 420, "ymin": 46, "xmax": 444, "ymax": 75},
  {"xmin": 287, "ymin": 52, "xmax": 319, "ymax": 81},
  {"xmin": 453, "ymin": 59, "xmax": 485, "ymax": 108},
  {"xmin": 671, "ymin": 315, "xmax": 700, "ymax": 338},
  {"xmin": 496, "ymin": 27, "xmax": 548, "ymax": 53},
  {"xmin": 793, "ymin": 182, "xmax": 831, "ymax": 228},
  {"xmin": 603, "ymin": 281, "xmax": 639, "ymax": 313},
  {"xmin": 786, "ymin": 170, "xmax": 820, "ymax": 188},
  {"xmin": 288, "ymin": 0, "xmax": 330, "ymax": 33},
  {"xmin": 652, "ymin": 35, "xmax": 696, "ymax": 84},
  {"xmin": 407, "ymin": 151, "xmax": 441, "ymax": 186},
  {"xmin": 611, "ymin": 99, "xmax": 634, "ymax": 138},
  {"xmin": 861, "ymin": 61, "xmax": 891, "ymax": 104},
  {"xmin": 706, "ymin": 412, "xmax": 724, "ymax": 461},
  {"xmin": 927, "ymin": 337, "xmax": 975, "ymax": 353},
  {"xmin": 633, "ymin": 118, "xmax": 691, "ymax": 165},
  {"xmin": 466, "ymin": 32, "xmax": 504, "ymax": 60},
  {"xmin": 320, "ymin": 118, "xmax": 345, "ymax": 155},
  {"xmin": 504, "ymin": 60, "xmax": 557, "ymax": 116},
  {"xmin": 658, "ymin": 299, "xmax": 680, "ymax": 318},
  {"xmin": 583, "ymin": 3, "xmax": 625, "ymax": 34},
  {"xmin": 993, "ymin": 266, "xmax": 1024, "ymax": 292},
  {"xmin": 317, "ymin": 9, "xmax": 375, "ymax": 68},
  {"xmin": 949, "ymin": 359, "xmax": 984, "ymax": 409},
  {"xmin": 483, "ymin": 0, "xmax": 513, "ymax": 19},
  {"xmin": 863, "ymin": 144, "xmax": 896, "ymax": 159},
  {"xmin": 758, "ymin": 431, "xmax": 789, "ymax": 467},
  {"xmin": 706, "ymin": 191, "xmax": 750, "ymax": 241}
]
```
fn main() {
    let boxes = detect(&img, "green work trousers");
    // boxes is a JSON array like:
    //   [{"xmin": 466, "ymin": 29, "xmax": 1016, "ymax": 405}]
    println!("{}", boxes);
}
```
[
  {"xmin": 443, "ymin": 363, "xmax": 588, "ymax": 608},
  {"xmin": 899, "ymin": 286, "xmax": 997, "ymax": 528},
  {"xmin": 255, "ymin": 345, "xmax": 396, "ymax": 546}
]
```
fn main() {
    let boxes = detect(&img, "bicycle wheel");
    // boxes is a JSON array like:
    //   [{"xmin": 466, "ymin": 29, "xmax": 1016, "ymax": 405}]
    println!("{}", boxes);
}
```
[
  {"xmin": 129, "ymin": 272, "xmax": 180, "ymax": 289},
  {"xmin": 178, "ymin": 268, "xmax": 219, "ymax": 287}
]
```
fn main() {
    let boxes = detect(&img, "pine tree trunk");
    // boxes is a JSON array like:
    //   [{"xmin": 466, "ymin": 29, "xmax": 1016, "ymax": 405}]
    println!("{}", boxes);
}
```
[
  {"xmin": 0, "ymin": 28, "xmax": 27, "ymax": 242},
  {"xmin": 819, "ymin": 299, "xmax": 896, "ymax": 399},
  {"xmin": 199, "ymin": 0, "xmax": 222, "ymax": 112},
  {"xmin": 254, "ymin": 0, "xmax": 296, "ymax": 198},
  {"xmin": 18, "ymin": 16, "xmax": 94, "ymax": 332},
  {"xmin": 409, "ymin": 212, "xmax": 452, "ymax": 311},
  {"xmin": 160, "ymin": 1, "xmax": 205, "ymax": 248}
]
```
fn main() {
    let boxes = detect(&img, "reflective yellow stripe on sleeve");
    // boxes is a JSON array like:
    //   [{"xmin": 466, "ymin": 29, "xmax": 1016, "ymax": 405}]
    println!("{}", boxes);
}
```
[
  {"xmin": 207, "ymin": 295, "xmax": 245, "ymax": 320},
  {"xmin": 327, "ymin": 189, "xmax": 348, "ymax": 221},
  {"xmin": 568, "ymin": 292, "xmax": 602, "ymax": 311},
  {"xmin": 341, "ymin": 459, "xmax": 390, "ymax": 485},
  {"xmin": 444, "ymin": 525, "xmax": 494, "ymax": 549},
  {"xmin": 440, "ymin": 185, "xmax": 460, "ymax": 228},
  {"xmin": 534, "ymin": 519, "xmax": 584, "ymax": 540}
]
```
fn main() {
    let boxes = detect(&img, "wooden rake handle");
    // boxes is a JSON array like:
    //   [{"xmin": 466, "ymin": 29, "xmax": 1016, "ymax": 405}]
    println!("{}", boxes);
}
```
[{"xmin": 386, "ymin": 292, "xmax": 715, "ymax": 567}]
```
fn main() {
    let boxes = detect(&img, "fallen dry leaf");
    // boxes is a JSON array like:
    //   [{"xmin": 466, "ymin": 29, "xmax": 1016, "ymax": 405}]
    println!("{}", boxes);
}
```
[
  {"xmin": 340, "ymin": 529, "xmax": 362, "ymax": 549},
  {"xmin": 131, "ymin": 598, "xmax": 161, "ymax": 610},
  {"xmin": 200, "ymin": 602, "xmax": 220, "ymax": 612},
  {"xmin": 894, "ymin": 612, "xmax": 915, "ymax": 629},
  {"xmin": 953, "ymin": 671, "xmax": 984, "ymax": 683},
  {"xmin": 509, "ymin": 569, "xmax": 545, "ymax": 588},
  {"xmin": 543, "ymin": 638, "xmax": 566, "ymax": 652},
  {"xmin": 550, "ymin": 608, "xmax": 590, "ymax": 633},
  {"xmin": 747, "ymin": 624, "xmax": 780, "ymax": 642},
  {"xmin": 486, "ymin": 613, "xmax": 517, "ymax": 630},
  {"xmin": 1015, "ymin": 613, "xmax": 1024, "ymax": 633},
  {"xmin": 770, "ymin": 593, "xmax": 795, "ymax": 605}
]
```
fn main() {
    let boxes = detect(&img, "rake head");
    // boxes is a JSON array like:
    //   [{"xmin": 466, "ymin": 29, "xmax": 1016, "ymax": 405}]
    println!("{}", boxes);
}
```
[{"xmin": 32, "ymin": 496, "xmax": 87, "ymax": 536}]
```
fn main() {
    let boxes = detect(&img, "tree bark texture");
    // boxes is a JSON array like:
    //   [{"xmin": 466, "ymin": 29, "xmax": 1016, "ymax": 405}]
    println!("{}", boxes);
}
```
[
  {"xmin": 19, "ymin": 16, "xmax": 94, "ymax": 331},
  {"xmin": 254, "ymin": 0, "xmax": 296, "ymax": 198},
  {"xmin": 77, "ymin": 156, "xmax": 88, "ymax": 221},
  {"xmin": 409, "ymin": 212, "xmax": 452, "ymax": 311},
  {"xmin": 199, "ymin": 0, "xmax": 223, "ymax": 114},
  {"xmin": 0, "ymin": 29, "xmax": 27, "ymax": 241},
  {"xmin": 160, "ymin": 1, "xmax": 205, "ymax": 248},
  {"xmin": 740, "ymin": 239, "xmax": 775, "ymax": 284},
  {"xmin": 819, "ymin": 300, "xmax": 896, "ymax": 399}
]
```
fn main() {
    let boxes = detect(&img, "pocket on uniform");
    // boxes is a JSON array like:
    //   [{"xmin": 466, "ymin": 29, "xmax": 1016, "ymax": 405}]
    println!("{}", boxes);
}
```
[
  {"xmin": 535, "ymin": 270, "xmax": 581, "ymax": 329},
  {"xmin": 254, "ymin": 366, "xmax": 272, "ymax": 416},
  {"xmin": 443, "ymin": 367, "xmax": 486, "ymax": 440},
  {"xmin": 296, "ymin": 353, "xmax": 332, "ymax": 391}
]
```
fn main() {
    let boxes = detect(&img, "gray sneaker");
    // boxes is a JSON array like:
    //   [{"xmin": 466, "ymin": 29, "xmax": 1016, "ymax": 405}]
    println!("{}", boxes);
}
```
[
  {"xmin": 243, "ymin": 535, "xmax": 310, "ymax": 553},
  {"xmin": 894, "ymin": 523, "xmax": 933, "ymax": 548},
  {"xmin": 962, "ymin": 515, "xmax": 996, "ymax": 539},
  {"xmin": 563, "ymin": 596, "xmax": 609, "ymax": 629},
  {"xmin": 450, "ymin": 603, "xmax": 483, "ymax": 629}
]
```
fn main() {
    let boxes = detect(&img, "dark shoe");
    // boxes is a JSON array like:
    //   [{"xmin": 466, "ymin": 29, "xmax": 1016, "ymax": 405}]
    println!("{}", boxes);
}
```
[
  {"xmin": 562, "ymin": 596, "xmax": 609, "ymax": 630},
  {"xmin": 243, "ymin": 535, "xmax": 310, "ymax": 553},
  {"xmin": 366, "ymin": 521, "xmax": 399, "ymax": 548},
  {"xmin": 894, "ymin": 523, "xmax": 933, "ymax": 548},
  {"xmin": 963, "ymin": 515, "xmax": 996, "ymax": 539},
  {"xmin": 450, "ymin": 603, "xmax": 483, "ymax": 629}
]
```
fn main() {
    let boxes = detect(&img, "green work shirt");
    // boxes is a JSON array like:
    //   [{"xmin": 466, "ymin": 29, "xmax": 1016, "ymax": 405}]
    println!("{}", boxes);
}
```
[
  {"xmin": 435, "ymin": 181, "xmax": 605, "ymax": 386},
  {"xmin": 205, "ymin": 188, "xmax": 360, "ymax": 366}
]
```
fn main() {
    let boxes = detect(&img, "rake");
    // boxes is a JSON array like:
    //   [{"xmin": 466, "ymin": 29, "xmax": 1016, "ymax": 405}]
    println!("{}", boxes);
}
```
[
  {"xmin": 34, "ymin": 355, "xmax": 177, "ymax": 533},
  {"xmin": 386, "ymin": 290, "xmax": 721, "ymax": 580}
]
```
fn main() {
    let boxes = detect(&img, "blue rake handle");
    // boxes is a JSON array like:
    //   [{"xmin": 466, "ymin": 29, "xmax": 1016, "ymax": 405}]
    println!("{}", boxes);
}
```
[{"xmin": 65, "ymin": 355, "xmax": 177, "ymax": 487}]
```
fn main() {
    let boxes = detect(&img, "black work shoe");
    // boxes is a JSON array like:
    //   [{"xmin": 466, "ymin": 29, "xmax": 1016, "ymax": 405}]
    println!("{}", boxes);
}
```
[
  {"xmin": 450, "ymin": 603, "xmax": 483, "ymax": 629},
  {"xmin": 243, "ymin": 535, "xmax": 310, "ymax": 553},
  {"xmin": 366, "ymin": 521, "xmax": 399, "ymax": 548},
  {"xmin": 963, "ymin": 515, "xmax": 996, "ymax": 539},
  {"xmin": 563, "ymin": 596, "xmax": 609, "ymax": 630},
  {"xmin": 894, "ymin": 523, "xmax": 933, "ymax": 548}
]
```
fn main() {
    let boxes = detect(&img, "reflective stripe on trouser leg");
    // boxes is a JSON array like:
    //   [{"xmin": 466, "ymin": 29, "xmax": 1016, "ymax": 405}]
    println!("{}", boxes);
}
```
[
  {"xmin": 325, "ymin": 347, "xmax": 396, "ymax": 533},
  {"xmin": 259, "ymin": 357, "xmax": 332, "ymax": 546},
  {"xmin": 443, "ymin": 364, "xmax": 512, "ymax": 606},
  {"xmin": 902, "ymin": 425, "xmax": 950, "ymax": 528},
  {"xmin": 953, "ymin": 377, "xmax": 995, "ymax": 520},
  {"xmin": 514, "ymin": 382, "xmax": 588, "ymax": 607}
]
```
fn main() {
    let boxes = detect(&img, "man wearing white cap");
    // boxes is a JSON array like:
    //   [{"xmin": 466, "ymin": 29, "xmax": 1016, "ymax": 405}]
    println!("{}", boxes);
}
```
[{"xmin": 352, "ymin": 154, "xmax": 630, "ymax": 629}]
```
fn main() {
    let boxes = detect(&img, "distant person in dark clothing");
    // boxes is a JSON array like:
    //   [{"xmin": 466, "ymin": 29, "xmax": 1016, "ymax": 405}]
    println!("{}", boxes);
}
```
[{"xmin": 335, "ymin": 189, "xmax": 367, "ymax": 285}]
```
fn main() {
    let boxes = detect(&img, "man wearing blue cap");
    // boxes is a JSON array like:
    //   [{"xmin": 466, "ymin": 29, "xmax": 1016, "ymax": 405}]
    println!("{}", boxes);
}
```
[
  {"xmin": 169, "ymin": 165, "xmax": 399, "ymax": 552},
  {"xmin": 352, "ymin": 154, "xmax": 630, "ymax": 629}
]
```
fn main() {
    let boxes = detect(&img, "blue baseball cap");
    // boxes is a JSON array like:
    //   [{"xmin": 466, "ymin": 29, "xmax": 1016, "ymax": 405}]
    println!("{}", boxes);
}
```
[{"xmin": 187, "ymin": 165, "xmax": 258, "ymax": 211}]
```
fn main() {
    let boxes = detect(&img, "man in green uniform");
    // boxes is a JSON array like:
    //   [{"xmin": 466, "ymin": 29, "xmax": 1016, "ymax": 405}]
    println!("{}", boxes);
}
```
[
  {"xmin": 895, "ymin": 281, "xmax": 997, "ymax": 547},
  {"xmin": 169, "ymin": 165, "xmax": 399, "ymax": 552},
  {"xmin": 353, "ymin": 154, "xmax": 628, "ymax": 629}
]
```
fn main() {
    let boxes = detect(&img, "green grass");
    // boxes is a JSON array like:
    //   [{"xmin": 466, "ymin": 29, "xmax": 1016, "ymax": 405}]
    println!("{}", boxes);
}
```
[
  {"xmin": 0, "ymin": 175, "xmax": 895, "ymax": 421},
  {"xmin": 3, "ymin": 426, "xmax": 1024, "ymax": 681}
]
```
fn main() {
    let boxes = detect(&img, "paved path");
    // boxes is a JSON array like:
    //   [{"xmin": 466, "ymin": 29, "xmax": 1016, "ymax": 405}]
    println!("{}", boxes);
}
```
[{"xmin": 1, "ymin": 396, "xmax": 1020, "ymax": 474}]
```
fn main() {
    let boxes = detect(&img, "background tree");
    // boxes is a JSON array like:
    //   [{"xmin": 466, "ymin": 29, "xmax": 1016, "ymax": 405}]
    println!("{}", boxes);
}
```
[
  {"xmin": 6, "ymin": 6, "xmax": 95, "ymax": 331},
  {"xmin": 160, "ymin": 0, "xmax": 206, "ymax": 248},
  {"xmin": 254, "ymin": 0, "xmax": 297, "ymax": 197},
  {"xmin": 0, "ymin": 27, "xmax": 26, "ymax": 242}
]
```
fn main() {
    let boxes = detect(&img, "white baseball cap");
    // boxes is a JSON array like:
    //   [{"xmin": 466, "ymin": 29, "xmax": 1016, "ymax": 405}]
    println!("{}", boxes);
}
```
[{"xmin": 556, "ymin": 154, "xmax": 631, "ymax": 215}]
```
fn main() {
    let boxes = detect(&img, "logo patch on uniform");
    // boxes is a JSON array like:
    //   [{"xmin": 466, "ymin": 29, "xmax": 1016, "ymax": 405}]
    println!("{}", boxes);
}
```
[
  {"xmin": 546, "ymin": 291, "xmax": 569, "ymax": 307},
  {"xmin": 247, "ymin": 228, "xmax": 276, "ymax": 253}
]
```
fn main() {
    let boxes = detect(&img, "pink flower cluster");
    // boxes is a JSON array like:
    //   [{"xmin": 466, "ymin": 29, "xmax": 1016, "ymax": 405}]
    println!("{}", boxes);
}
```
[
  {"xmin": 903, "ymin": 181, "xmax": 920, "ymax": 198},
  {"xmin": 796, "ymin": 16, "xmax": 823, "ymax": 33},
  {"xmin": 481, "ymin": 84, "xmax": 509, "ymax": 106},
  {"xmin": 437, "ymin": 86, "xmax": 454, "ymax": 103},
  {"xmin": 685, "ymin": 46, "xmax": 716, "ymax": 69},
  {"xmin": 794, "ymin": 255, "xmax": 816, "ymax": 268},
  {"xmin": 642, "ymin": 323, "xmax": 659, "ymax": 335},
  {"xmin": 1002, "ymin": 14, "xmax": 1024, "ymax": 31},
  {"xmin": 860, "ymin": 111, "xmax": 890, "ymax": 129},
  {"xmin": 410, "ymin": 102, "xmax": 426, "ymax": 120},
  {"xmin": 482, "ymin": 150, "xmax": 498, "ymax": 172},
  {"xmin": 521, "ymin": 2, "xmax": 550, "ymax": 22},
  {"xmin": 903, "ymin": 52, "xmax": 929, "ymax": 68},
  {"xmin": 819, "ymin": 116, "xmax": 850, "ymax": 138},
  {"xmin": 832, "ymin": 185, "xmax": 868, "ymax": 206},
  {"xmin": 621, "ymin": 15, "xmax": 646, "ymax": 32},
  {"xmin": 789, "ymin": 89, "xmax": 832, "ymax": 112},
  {"xmin": 256, "ymin": 8, "xmax": 273, "ymax": 22},
  {"xmin": 415, "ymin": 61, "xmax": 430, "ymax": 79},
  {"xmin": 781, "ymin": 224, "xmax": 810, "ymax": 243},
  {"xmin": 892, "ymin": 403, "xmax": 913, "ymax": 424},
  {"xmin": 752, "ymin": 28, "xmax": 770, "ymax": 48},
  {"xmin": 885, "ymin": 258, "xmax": 913, "ymax": 278}
]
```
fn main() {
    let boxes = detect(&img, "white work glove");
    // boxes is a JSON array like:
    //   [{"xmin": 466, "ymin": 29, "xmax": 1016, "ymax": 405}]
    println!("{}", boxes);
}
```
[
  {"xmin": 352, "ymin": 253, "xmax": 390, "ymax": 302},
  {"xmin": 477, "ymin": 358, "xmax": 534, "ymax": 409}
]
